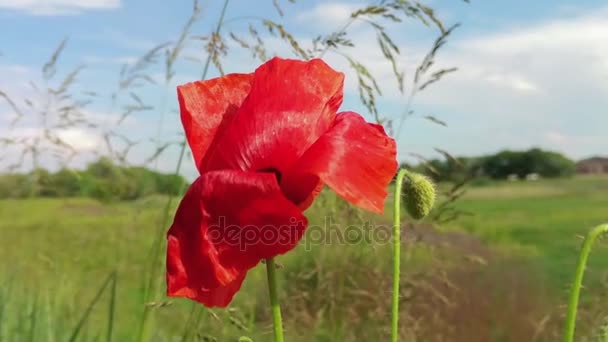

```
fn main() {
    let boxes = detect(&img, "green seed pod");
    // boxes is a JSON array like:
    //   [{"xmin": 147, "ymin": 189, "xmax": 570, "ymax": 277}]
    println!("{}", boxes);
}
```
[{"xmin": 402, "ymin": 172, "xmax": 436, "ymax": 220}]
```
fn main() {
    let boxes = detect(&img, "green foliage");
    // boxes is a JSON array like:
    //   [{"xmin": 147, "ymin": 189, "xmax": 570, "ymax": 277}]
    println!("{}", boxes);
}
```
[
  {"xmin": 414, "ymin": 156, "xmax": 480, "ymax": 183},
  {"xmin": 49, "ymin": 168, "xmax": 82, "ymax": 197},
  {"xmin": 480, "ymin": 148, "xmax": 575, "ymax": 180},
  {"xmin": 0, "ymin": 157, "xmax": 188, "ymax": 202},
  {"xmin": 416, "ymin": 148, "xmax": 576, "ymax": 182},
  {"xmin": 0, "ymin": 173, "xmax": 33, "ymax": 198}
]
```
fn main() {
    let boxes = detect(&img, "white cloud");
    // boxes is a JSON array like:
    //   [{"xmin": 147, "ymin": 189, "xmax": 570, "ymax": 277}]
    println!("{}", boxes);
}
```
[
  {"xmin": 0, "ymin": 59, "xmax": 189, "ymax": 174},
  {"xmin": 0, "ymin": 126, "xmax": 103, "ymax": 171},
  {"xmin": 0, "ymin": 62, "xmax": 140, "ymax": 170},
  {"xmin": 474, "ymin": 67, "xmax": 540, "ymax": 94},
  {"xmin": 6, "ymin": 127, "xmax": 102, "ymax": 152},
  {"xmin": 56, "ymin": 128, "xmax": 103, "ymax": 150},
  {"xmin": 289, "ymin": 5, "xmax": 608, "ymax": 159},
  {"xmin": 3, "ymin": 2, "xmax": 607, "ymax": 171},
  {"xmin": 540, "ymin": 131, "xmax": 604, "ymax": 158},
  {"xmin": 0, "ymin": 0, "xmax": 121, "ymax": 16},
  {"xmin": 296, "ymin": 2, "xmax": 364, "ymax": 28},
  {"xmin": 0, "ymin": 64, "xmax": 37, "ymax": 97},
  {"xmin": 401, "ymin": 7, "xmax": 608, "ymax": 159}
]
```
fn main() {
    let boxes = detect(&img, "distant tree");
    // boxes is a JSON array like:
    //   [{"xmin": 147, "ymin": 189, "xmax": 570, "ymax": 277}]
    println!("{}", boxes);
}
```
[
  {"xmin": 125, "ymin": 167, "xmax": 159, "ymax": 198},
  {"xmin": 48, "ymin": 168, "xmax": 81, "ymax": 197},
  {"xmin": 481, "ymin": 150, "xmax": 522, "ymax": 179},
  {"xmin": 480, "ymin": 148, "xmax": 574, "ymax": 180},
  {"xmin": 30, "ymin": 168, "xmax": 53, "ymax": 197},
  {"xmin": 411, "ymin": 148, "xmax": 575, "ymax": 182},
  {"xmin": 86, "ymin": 157, "xmax": 121, "ymax": 179},
  {"xmin": 156, "ymin": 173, "xmax": 188, "ymax": 196},
  {"xmin": 0, "ymin": 158, "xmax": 189, "ymax": 201},
  {"xmin": 0, "ymin": 173, "xmax": 31, "ymax": 198},
  {"xmin": 527, "ymin": 148, "xmax": 575, "ymax": 178},
  {"xmin": 416, "ymin": 157, "xmax": 482, "ymax": 183}
]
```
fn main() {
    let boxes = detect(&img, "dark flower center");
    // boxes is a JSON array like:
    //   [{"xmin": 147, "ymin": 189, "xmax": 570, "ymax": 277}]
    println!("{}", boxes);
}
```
[{"xmin": 258, "ymin": 167, "xmax": 282, "ymax": 183}]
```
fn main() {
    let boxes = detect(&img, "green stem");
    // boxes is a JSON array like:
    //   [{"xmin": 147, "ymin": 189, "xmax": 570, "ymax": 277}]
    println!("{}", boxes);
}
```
[
  {"xmin": 563, "ymin": 223, "xmax": 608, "ymax": 342},
  {"xmin": 391, "ymin": 169, "xmax": 407, "ymax": 342},
  {"xmin": 266, "ymin": 258, "xmax": 284, "ymax": 342}
]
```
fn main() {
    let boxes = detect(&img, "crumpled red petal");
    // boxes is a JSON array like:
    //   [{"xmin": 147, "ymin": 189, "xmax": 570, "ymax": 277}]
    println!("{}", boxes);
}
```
[
  {"xmin": 282, "ymin": 111, "xmax": 397, "ymax": 213},
  {"xmin": 177, "ymin": 73, "xmax": 253, "ymax": 173},
  {"xmin": 166, "ymin": 170, "xmax": 307, "ymax": 307},
  {"xmin": 167, "ymin": 235, "xmax": 247, "ymax": 307},
  {"xmin": 203, "ymin": 57, "xmax": 345, "ymax": 175},
  {"xmin": 280, "ymin": 173, "xmax": 323, "ymax": 210}
]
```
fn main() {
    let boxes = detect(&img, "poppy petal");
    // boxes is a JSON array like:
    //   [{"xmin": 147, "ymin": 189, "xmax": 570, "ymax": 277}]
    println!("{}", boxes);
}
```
[
  {"xmin": 177, "ymin": 73, "xmax": 253, "ymax": 173},
  {"xmin": 280, "ymin": 173, "xmax": 323, "ymax": 210},
  {"xmin": 294, "ymin": 178, "xmax": 324, "ymax": 211},
  {"xmin": 166, "ymin": 170, "xmax": 307, "ymax": 307},
  {"xmin": 284, "ymin": 111, "xmax": 397, "ymax": 213},
  {"xmin": 204, "ymin": 57, "xmax": 345, "ymax": 175},
  {"xmin": 167, "ymin": 235, "xmax": 247, "ymax": 307}
]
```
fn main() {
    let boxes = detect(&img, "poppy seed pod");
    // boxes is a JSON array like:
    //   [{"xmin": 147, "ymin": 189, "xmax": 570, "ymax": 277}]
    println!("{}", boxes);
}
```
[{"xmin": 403, "ymin": 172, "xmax": 435, "ymax": 220}]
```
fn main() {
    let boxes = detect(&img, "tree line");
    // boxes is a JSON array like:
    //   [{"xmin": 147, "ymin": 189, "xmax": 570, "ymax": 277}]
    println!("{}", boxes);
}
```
[
  {"xmin": 410, "ymin": 148, "xmax": 576, "ymax": 183},
  {"xmin": 0, "ymin": 148, "xmax": 577, "ymax": 202},
  {"xmin": 0, "ymin": 157, "xmax": 188, "ymax": 202}
]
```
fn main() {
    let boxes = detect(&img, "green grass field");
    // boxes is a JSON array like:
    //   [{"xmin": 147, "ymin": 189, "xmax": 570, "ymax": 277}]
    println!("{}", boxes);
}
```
[
  {"xmin": 1, "ymin": 175, "xmax": 607, "ymax": 341},
  {"xmin": 451, "ymin": 175, "xmax": 608, "ymax": 293}
]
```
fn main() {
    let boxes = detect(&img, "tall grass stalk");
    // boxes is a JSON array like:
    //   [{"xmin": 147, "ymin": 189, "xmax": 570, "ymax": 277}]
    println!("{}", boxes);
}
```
[
  {"xmin": 28, "ymin": 296, "xmax": 37, "ymax": 342},
  {"xmin": 0, "ymin": 279, "xmax": 9, "ymax": 342},
  {"xmin": 44, "ymin": 293, "xmax": 55, "ymax": 342},
  {"xmin": 563, "ymin": 223, "xmax": 608, "ymax": 342},
  {"xmin": 178, "ymin": 301, "xmax": 201, "ymax": 342},
  {"xmin": 137, "ymin": 1, "xmax": 231, "ymax": 341},
  {"xmin": 68, "ymin": 271, "xmax": 117, "ymax": 342},
  {"xmin": 106, "ymin": 269, "xmax": 117, "ymax": 342}
]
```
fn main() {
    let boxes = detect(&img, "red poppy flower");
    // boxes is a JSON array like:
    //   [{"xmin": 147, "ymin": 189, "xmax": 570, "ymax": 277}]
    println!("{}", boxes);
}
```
[{"xmin": 167, "ymin": 57, "xmax": 397, "ymax": 307}]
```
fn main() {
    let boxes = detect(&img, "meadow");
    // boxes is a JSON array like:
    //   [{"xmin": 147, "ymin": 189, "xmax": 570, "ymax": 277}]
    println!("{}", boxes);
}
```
[{"xmin": 0, "ymin": 175, "xmax": 606, "ymax": 341}]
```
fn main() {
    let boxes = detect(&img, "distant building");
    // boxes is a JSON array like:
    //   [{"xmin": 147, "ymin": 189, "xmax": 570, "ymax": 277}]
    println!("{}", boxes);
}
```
[
  {"xmin": 507, "ymin": 174, "xmax": 519, "ymax": 181},
  {"xmin": 576, "ymin": 157, "xmax": 608, "ymax": 174},
  {"xmin": 525, "ymin": 173, "xmax": 540, "ymax": 181}
]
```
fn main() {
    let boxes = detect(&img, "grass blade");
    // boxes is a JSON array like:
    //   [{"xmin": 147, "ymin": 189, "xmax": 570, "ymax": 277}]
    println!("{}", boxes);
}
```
[
  {"xmin": 178, "ymin": 302, "xmax": 199, "ymax": 342},
  {"xmin": 68, "ymin": 271, "xmax": 116, "ymax": 342},
  {"xmin": 44, "ymin": 292, "xmax": 55, "ymax": 342},
  {"xmin": 28, "ymin": 296, "xmax": 37, "ymax": 342},
  {"xmin": 0, "ymin": 275, "xmax": 15, "ymax": 342},
  {"xmin": 0, "ymin": 283, "xmax": 6, "ymax": 342},
  {"xmin": 106, "ymin": 273, "xmax": 117, "ymax": 342}
]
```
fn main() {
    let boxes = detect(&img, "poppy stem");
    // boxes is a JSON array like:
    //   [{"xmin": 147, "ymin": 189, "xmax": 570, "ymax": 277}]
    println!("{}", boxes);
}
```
[
  {"xmin": 265, "ymin": 258, "xmax": 284, "ymax": 342},
  {"xmin": 391, "ymin": 169, "xmax": 408, "ymax": 342},
  {"xmin": 563, "ymin": 223, "xmax": 608, "ymax": 342}
]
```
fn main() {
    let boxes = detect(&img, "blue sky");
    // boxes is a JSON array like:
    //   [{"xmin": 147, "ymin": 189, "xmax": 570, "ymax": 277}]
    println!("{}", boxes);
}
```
[{"xmin": 1, "ymin": 0, "xmax": 607, "ymax": 178}]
